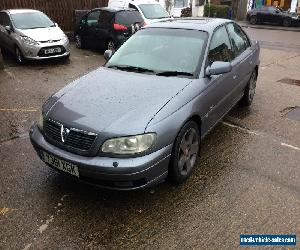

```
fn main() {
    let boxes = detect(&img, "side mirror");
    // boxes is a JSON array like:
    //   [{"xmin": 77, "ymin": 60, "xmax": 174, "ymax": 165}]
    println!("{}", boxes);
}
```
[
  {"xmin": 206, "ymin": 61, "xmax": 232, "ymax": 76},
  {"xmin": 104, "ymin": 50, "xmax": 113, "ymax": 61},
  {"xmin": 5, "ymin": 26, "xmax": 12, "ymax": 33},
  {"xmin": 54, "ymin": 23, "xmax": 58, "ymax": 27}
]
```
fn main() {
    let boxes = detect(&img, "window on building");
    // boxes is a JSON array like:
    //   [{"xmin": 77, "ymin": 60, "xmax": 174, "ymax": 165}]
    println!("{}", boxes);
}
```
[
  {"xmin": 174, "ymin": 0, "xmax": 189, "ymax": 8},
  {"xmin": 194, "ymin": 0, "xmax": 205, "ymax": 6}
]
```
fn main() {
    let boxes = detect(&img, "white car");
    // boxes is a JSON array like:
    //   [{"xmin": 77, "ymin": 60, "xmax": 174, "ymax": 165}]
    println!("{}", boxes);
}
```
[
  {"xmin": 0, "ymin": 9, "xmax": 70, "ymax": 64},
  {"xmin": 108, "ymin": 0, "xmax": 171, "ymax": 24}
]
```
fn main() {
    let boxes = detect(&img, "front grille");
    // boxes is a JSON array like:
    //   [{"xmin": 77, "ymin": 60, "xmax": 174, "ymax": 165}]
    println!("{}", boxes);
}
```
[
  {"xmin": 38, "ymin": 45, "xmax": 66, "ymax": 57},
  {"xmin": 39, "ymin": 39, "xmax": 61, "ymax": 43},
  {"xmin": 44, "ymin": 119, "xmax": 97, "ymax": 151}
]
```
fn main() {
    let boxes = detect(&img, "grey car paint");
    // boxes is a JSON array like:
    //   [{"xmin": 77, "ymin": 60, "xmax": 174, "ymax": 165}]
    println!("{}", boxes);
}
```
[{"xmin": 30, "ymin": 18, "xmax": 260, "ymax": 190}]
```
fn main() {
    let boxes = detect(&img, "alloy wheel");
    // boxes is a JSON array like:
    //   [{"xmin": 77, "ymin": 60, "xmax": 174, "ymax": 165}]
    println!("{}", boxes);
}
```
[
  {"xmin": 15, "ymin": 47, "xmax": 23, "ymax": 64},
  {"xmin": 248, "ymin": 72, "xmax": 257, "ymax": 102},
  {"xmin": 250, "ymin": 16, "xmax": 257, "ymax": 25},
  {"xmin": 107, "ymin": 40, "xmax": 116, "ymax": 53},
  {"xmin": 177, "ymin": 128, "xmax": 199, "ymax": 176},
  {"xmin": 75, "ymin": 35, "xmax": 82, "ymax": 48}
]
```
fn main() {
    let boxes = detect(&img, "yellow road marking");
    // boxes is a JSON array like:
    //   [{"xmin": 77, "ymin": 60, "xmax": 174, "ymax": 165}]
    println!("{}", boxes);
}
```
[
  {"xmin": 0, "ymin": 108, "xmax": 38, "ymax": 112},
  {"xmin": 0, "ymin": 207, "xmax": 15, "ymax": 215}
]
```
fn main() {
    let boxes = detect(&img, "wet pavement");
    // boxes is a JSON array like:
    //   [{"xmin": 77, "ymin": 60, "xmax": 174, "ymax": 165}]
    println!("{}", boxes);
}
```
[{"xmin": 0, "ymin": 29, "xmax": 300, "ymax": 249}]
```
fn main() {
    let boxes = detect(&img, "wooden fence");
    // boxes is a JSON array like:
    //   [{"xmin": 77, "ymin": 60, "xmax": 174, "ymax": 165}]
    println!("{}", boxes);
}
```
[{"xmin": 0, "ymin": 0, "xmax": 108, "ymax": 31}]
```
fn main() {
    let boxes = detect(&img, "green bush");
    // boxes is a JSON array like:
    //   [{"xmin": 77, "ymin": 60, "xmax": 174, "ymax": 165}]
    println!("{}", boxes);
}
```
[{"xmin": 204, "ymin": 4, "xmax": 230, "ymax": 18}]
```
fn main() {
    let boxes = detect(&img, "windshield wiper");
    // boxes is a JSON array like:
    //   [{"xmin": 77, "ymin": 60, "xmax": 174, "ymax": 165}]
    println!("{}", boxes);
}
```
[
  {"xmin": 107, "ymin": 65, "xmax": 155, "ymax": 74},
  {"xmin": 156, "ymin": 71, "xmax": 194, "ymax": 77},
  {"xmin": 28, "ymin": 26, "xmax": 48, "ymax": 29}
]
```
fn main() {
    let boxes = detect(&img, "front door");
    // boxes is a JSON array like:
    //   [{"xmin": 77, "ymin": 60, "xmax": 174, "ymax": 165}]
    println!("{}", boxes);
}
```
[
  {"xmin": 201, "ymin": 25, "xmax": 236, "ymax": 134},
  {"xmin": 85, "ymin": 10, "xmax": 101, "ymax": 48}
]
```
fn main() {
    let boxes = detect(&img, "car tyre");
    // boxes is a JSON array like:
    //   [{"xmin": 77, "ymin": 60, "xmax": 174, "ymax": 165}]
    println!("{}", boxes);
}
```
[
  {"xmin": 107, "ymin": 40, "xmax": 116, "ymax": 53},
  {"xmin": 240, "ymin": 70, "xmax": 257, "ymax": 106},
  {"xmin": 15, "ymin": 46, "xmax": 24, "ymax": 64},
  {"xmin": 249, "ymin": 16, "xmax": 258, "ymax": 25},
  {"xmin": 75, "ymin": 34, "xmax": 84, "ymax": 49},
  {"xmin": 168, "ymin": 121, "xmax": 200, "ymax": 185},
  {"xmin": 283, "ymin": 18, "xmax": 291, "ymax": 27}
]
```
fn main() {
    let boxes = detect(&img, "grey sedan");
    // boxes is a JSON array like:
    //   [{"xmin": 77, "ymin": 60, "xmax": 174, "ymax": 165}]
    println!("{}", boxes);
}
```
[{"xmin": 30, "ymin": 18, "xmax": 260, "ymax": 190}]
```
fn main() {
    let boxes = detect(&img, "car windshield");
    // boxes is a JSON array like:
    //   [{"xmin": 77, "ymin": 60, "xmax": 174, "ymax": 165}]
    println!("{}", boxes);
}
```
[
  {"xmin": 106, "ymin": 28, "xmax": 207, "ymax": 76},
  {"xmin": 11, "ymin": 12, "xmax": 55, "ymax": 29},
  {"xmin": 138, "ymin": 4, "xmax": 170, "ymax": 19}
]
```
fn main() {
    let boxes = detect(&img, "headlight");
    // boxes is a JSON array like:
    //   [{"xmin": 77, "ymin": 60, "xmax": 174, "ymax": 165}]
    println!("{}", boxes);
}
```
[
  {"xmin": 292, "ymin": 16, "xmax": 298, "ymax": 19},
  {"xmin": 37, "ymin": 111, "xmax": 44, "ymax": 131},
  {"xmin": 21, "ymin": 36, "xmax": 39, "ymax": 46},
  {"xmin": 101, "ymin": 133, "xmax": 156, "ymax": 154},
  {"xmin": 62, "ymin": 34, "xmax": 69, "ymax": 41}
]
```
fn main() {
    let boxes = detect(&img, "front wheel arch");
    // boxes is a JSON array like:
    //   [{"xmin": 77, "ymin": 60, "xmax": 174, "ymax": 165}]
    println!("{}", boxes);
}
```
[{"xmin": 168, "ymin": 119, "xmax": 201, "ymax": 184}]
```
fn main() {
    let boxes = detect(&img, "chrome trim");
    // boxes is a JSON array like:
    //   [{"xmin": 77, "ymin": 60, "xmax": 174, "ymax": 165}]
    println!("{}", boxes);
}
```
[{"xmin": 46, "ymin": 118, "xmax": 98, "ymax": 136}]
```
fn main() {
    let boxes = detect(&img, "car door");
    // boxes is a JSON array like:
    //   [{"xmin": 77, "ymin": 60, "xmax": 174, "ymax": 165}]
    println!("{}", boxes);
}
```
[
  {"xmin": 226, "ymin": 23, "xmax": 254, "ymax": 101},
  {"xmin": 256, "ymin": 7, "xmax": 268, "ymax": 23},
  {"xmin": 0, "ymin": 12, "xmax": 14, "ymax": 52},
  {"xmin": 95, "ymin": 10, "xmax": 114, "ymax": 49},
  {"xmin": 201, "ymin": 25, "xmax": 236, "ymax": 133},
  {"xmin": 268, "ymin": 7, "xmax": 281, "ymax": 23},
  {"xmin": 84, "ymin": 10, "xmax": 101, "ymax": 48}
]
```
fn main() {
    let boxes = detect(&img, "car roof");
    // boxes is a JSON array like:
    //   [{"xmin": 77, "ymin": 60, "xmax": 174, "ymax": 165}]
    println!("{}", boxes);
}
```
[
  {"xmin": 3, "ymin": 9, "xmax": 41, "ymax": 14},
  {"xmin": 146, "ymin": 18, "xmax": 233, "ymax": 33},
  {"xmin": 91, "ymin": 7, "xmax": 137, "ymax": 12}
]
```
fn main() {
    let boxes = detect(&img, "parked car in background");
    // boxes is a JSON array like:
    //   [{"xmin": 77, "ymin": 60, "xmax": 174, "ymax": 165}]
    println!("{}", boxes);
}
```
[
  {"xmin": 74, "ymin": 7, "xmax": 144, "ymax": 52},
  {"xmin": 108, "ymin": 0, "xmax": 171, "ymax": 24},
  {"xmin": 30, "ymin": 18, "xmax": 260, "ymax": 190},
  {"xmin": 247, "ymin": 6, "xmax": 300, "ymax": 27},
  {"xmin": 0, "ymin": 9, "xmax": 70, "ymax": 64}
]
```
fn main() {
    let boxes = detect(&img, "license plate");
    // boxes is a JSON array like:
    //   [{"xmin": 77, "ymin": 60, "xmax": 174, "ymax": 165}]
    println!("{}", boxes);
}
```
[
  {"xmin": 42, "ymin": 151, "xmax": 79, "ymax": 177},
  {"xmin": 44, "ymin": 48, "xmax": 61, "ymax": 54}
]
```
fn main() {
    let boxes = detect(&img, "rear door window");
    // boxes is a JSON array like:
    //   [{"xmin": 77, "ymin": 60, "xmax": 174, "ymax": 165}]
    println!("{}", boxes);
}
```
[
  {"xmin": 98, "ymin": 10, "xmax": 113, "ymax": 27},
  {"xmin": 87, "ymin": 10, "xmax": 100, "ymax": 27},
  {"xmin": 226, "ymin": 23, "xmax": 250, "ymax": 58},
  {"xmin": 208, "ymin": 25, "xmax": 233, "ymax": 65},
  {"xmin": 115, "ymin": 11, "xmax": 143, "ymax": 26}
]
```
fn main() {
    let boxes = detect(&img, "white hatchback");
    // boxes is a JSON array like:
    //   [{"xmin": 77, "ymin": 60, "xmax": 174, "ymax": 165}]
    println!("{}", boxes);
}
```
[
  {"xmin": 0, "ymin": 9, "xmax": 70, "ymax": 64},
  {"xmin": 108, "ymin": 0, "xmax": 171, "ymax": 24}
]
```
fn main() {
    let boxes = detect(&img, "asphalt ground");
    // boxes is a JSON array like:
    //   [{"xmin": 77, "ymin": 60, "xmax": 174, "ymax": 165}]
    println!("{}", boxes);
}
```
[{"xmin": 0, "ymin": 29, "xmax": 299, "ymax": 249}]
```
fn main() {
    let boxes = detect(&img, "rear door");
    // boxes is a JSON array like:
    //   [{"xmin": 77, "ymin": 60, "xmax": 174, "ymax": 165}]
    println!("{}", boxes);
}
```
[
  {"xmin": 84, "ymin": 10, "xmax": 101, "ymax": 48},
  {"xmin": 95, "ymin": 10, "xmax": 114, "ymax": 48},
  {"xmin": 256, "ymin": 6, "xmax": 268, "ymax": 23},
  {"xmin": 226, "ymin": 22, "xmax": 253, "ymax": 100}
]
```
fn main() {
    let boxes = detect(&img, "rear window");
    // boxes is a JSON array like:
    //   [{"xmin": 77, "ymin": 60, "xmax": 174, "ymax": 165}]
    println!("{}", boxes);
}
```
[{"xmin": 115, "ymin": 11, "xmax": 143, "ymax": 26}]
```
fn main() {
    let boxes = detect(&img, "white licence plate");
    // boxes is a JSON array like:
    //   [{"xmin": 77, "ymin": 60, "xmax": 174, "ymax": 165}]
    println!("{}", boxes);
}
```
[
  {"xmin": 42, "ymin": 151, "xmax": 79, "ymax": 177},
  {"xmin": 44, "ymin": 48, "xmax": 61, "ymax": 54}
]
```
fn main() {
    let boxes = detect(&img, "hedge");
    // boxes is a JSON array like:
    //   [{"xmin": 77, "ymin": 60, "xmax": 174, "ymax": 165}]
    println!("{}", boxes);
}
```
[{"xmin": 203, "ymin": 4, "xmax": 230, "ymax": 18}]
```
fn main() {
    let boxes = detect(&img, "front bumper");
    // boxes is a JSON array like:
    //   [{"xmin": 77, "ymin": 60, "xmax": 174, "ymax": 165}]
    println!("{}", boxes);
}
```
[
  {"xmin": 29, "ymin": 124, "xmax": 172, "ymax": 190},
  {"xmin": 20, "ymin": 39, "xmax": 70, "ymax": 60}
]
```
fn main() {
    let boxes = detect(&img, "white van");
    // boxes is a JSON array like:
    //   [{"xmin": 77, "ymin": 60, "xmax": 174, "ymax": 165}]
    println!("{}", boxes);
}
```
[{"xmin": 108, "ymin": 0, "xmax": 171, "ymax": 24}]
